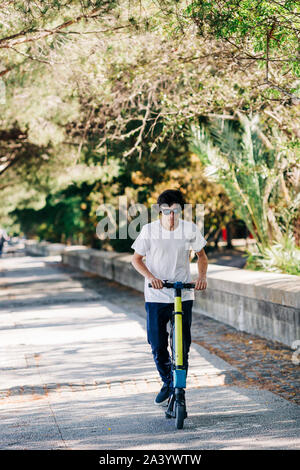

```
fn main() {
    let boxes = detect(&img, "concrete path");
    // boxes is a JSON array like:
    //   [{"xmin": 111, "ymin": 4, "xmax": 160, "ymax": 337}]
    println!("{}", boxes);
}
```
[{"xmin": 0, "ymin": 255, "xmax": 299, "ymax": 450}]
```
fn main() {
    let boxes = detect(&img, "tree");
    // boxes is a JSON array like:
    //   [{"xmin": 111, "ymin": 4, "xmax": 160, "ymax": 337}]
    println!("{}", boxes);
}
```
[
  {"xmin": 1, "ymin": 0, "xmax": 299, "ymax": 186},
  {"xmin": 159, "ymin": 0, "xmax": 300, "ymax": 102},
  {"xmin": 1, "ymin": 1, "xmax": 299, "ymax": 274}
]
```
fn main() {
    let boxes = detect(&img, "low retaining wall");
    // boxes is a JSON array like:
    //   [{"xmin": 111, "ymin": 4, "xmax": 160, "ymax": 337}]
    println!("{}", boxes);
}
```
[
  {"xmin": 25, "ymin": 240, "xmax": 66, "ymax": 257},
  {"xmin": 25, "ymin": 241, "xmax": 300, "ymax": 347}
]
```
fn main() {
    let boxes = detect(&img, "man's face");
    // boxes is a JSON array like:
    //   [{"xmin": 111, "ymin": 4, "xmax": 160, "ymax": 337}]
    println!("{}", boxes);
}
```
[{"xmin": 160, "ymin": 203, "xmax": 181, "ymax": 226}]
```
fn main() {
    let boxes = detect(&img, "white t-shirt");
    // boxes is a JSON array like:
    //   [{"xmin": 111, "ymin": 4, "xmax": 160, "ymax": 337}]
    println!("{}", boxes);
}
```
[{"xmin": 131, "ymin": 218, "xmax": 207, "ymax": 303}]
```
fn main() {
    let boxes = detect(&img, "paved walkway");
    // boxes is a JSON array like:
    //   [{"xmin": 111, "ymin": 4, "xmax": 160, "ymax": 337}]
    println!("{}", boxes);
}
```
[{"xmin": 0, "ymin": 255, "xmax": 299, "ymax": 449}]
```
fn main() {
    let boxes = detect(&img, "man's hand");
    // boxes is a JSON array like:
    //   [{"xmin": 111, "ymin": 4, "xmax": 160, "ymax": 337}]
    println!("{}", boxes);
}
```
[
  {"xmin": 148, "ymin": 277, "xmax": 163, "ymax": 289},
  {"xmin": 194, "ymin": 277, "xmax": 207, "ymax": 290}
]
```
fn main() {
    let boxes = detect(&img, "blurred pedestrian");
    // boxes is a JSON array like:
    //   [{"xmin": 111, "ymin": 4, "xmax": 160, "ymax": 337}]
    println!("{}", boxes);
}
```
[{"xmin": 0, "ymin": 228, "xmax": 9, "ymax": 257}]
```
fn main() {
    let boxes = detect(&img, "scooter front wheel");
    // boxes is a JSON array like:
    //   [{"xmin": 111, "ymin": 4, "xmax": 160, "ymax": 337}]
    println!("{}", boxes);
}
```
[{"xmin": 175, "ymin": 402, "xmax": 185, "ymax": 429}]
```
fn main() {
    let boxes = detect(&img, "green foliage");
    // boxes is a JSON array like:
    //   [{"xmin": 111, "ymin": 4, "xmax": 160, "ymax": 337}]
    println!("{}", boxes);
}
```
[
  {"xmin": 190, "ymin": 114, "xmax": 300, "ymax": 250},
  {"xmin": 245, "ymin": 232, "xmax": 300, "ymax": 276},
  {"xmin": 182, "ymin": 0, "xmax": 300, "ymax": 76},
  {"xmin": 13, "ymin": 185, "xmax": 92, "ymax": 243},
  {"xmin": 11, "ymin": 131, "xmax": 198, "ymax": 249}
]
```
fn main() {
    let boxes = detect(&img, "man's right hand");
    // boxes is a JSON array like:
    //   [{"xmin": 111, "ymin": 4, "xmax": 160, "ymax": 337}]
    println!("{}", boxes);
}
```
[{"xmin": 148, "ymin": 277, "xmax": 163, "ymax": 289}]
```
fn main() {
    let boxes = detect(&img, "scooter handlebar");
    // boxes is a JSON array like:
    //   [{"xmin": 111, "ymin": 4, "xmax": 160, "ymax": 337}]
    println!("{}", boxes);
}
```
[{"xmin": 148, "ymin": 281, "xmax": 195, "ymax": 289}]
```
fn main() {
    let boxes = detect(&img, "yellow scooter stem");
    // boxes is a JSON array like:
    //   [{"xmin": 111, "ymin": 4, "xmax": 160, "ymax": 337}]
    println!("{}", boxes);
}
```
[{"xmin": 174, "ymin": 296, "xmax": 183, "ymax": 366}]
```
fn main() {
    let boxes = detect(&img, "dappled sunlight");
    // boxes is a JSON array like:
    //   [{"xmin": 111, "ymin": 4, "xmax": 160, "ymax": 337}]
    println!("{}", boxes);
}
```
[
  {"xmin": 1, "ymin": 385, "xmax": 299, "ymax": 450},
  {"xmin": 0, "ymin": 303, "xmax": 146, "ymax": 347}
]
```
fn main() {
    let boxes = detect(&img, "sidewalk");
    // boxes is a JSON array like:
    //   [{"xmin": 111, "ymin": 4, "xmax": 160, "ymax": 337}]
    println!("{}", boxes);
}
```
[{"xmin": 0, "ymin": 255, "xmax": 299, "ymax": 449}]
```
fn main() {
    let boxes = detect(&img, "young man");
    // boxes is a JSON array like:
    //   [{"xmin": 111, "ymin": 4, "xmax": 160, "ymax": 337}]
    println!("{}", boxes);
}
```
[{"xmin": 131, "ymin": 189, "xmax": 208, "ymax": 406}]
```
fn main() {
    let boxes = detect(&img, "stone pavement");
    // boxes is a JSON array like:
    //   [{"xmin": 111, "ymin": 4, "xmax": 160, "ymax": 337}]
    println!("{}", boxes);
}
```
[
  {"xmin": 191, "ymin": 314, "xmax": 300, "ymax": 406},
  {"xmin": 0, "ymin": 255, "xmax": 299, "ymax": 449}
]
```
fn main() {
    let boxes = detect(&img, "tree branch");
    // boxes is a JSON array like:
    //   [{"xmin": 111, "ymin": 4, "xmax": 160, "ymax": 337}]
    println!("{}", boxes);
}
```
[{"xmin": 0, "ymin": 5, "xmax": 111, "ymax": 49}]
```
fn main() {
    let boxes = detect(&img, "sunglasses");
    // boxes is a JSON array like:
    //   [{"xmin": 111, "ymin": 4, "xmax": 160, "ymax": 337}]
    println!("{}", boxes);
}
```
[{"xmin": 161, "ymin": 208, "xmax": 181, "ymax": 215}]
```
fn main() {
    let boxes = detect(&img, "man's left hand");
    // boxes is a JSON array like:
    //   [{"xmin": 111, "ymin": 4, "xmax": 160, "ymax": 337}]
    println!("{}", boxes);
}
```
[{"xmin": 194, "ymin": 277, "xmax": 207, "ymax": 290}]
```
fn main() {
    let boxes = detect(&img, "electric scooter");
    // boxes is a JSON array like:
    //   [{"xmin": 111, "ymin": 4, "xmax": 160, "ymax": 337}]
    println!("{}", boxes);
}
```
[{"xmin": 148, "ymin": 280, "xmax": 195, "ymax": 429}]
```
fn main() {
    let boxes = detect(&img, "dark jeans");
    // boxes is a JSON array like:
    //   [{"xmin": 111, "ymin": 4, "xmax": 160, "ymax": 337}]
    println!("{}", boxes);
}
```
[{"xmin": 145, "ymin": 300, "xmax": 193, "ymax": 389}]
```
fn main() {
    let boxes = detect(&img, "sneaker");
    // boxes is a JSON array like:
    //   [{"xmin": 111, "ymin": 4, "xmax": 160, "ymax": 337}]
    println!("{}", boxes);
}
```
[{"xmin": 154, "ymin": 383, "xmax": 171, "ymax": 406}]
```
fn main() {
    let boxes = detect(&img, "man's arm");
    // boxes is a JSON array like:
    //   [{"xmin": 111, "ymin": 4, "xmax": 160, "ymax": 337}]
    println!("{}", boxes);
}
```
[
  {"xmin": 131, "ymin": 252, "xmax": 163, "ymax": 289},
  {"xmin": 194, "ymin": 248, "xmax": 208, "ymax": 290}
]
